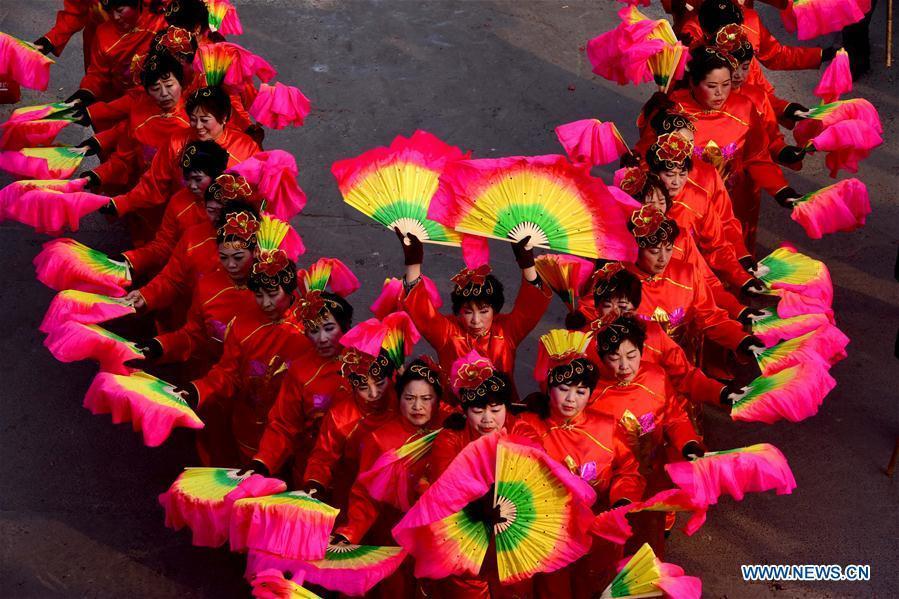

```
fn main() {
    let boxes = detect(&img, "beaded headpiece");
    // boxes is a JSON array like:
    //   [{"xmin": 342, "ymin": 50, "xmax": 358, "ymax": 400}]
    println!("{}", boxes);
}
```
[
  {"xmin": 217, "ymin": 210, "xmax": 259, "ymax": 250},
  {"xmin": 628, "ymin": 206, "xmax": 678, "ymax": 248},
  {"xmin": 648, "ymin": 133, "xmax": 694, "ymax": 171}
]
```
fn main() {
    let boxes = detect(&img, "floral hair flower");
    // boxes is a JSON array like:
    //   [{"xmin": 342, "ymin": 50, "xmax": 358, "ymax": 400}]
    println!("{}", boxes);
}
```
[
  {"xmin": 219, "ymin": 210, "xmax": 259, "ymax": 242},
  {"xmin": 451, "ymin": 264, "xmax": 492, "ymax": 290},
  {"xmin": 209, "ymin": 173, "xmax": 254, "ymax": 202}
]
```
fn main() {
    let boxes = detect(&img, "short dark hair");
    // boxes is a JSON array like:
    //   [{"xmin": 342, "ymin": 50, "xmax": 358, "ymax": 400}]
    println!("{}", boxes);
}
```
[
  {"xmin": 461, "ymin": 371, "xmax": 512, "ymax": 410},
  {"xmin": 319, "ymin": 292, "xmax": 353, "ymax": 332},
  {"xmin": 186, "ymin": 86, "xmax": 231, "ymax": 124},
  {"xmin": 687, "ymin": 46, "xmax": 736, "ymax": 85},
  {"xmin": 248, "ymin": 261, "xmax": 298, "ymax": 295},
  {"xmin": 450, "ymin": 274, "xmax": 505, "ymax": 314},
  {"xmin": 101, "ymin": 0, "xmax": 140, "ymax": 9},
  {"xmin": 181, "ymin": 140, "xmax": 229, "ymax": 179},
  {"xmin": 594, "ymin": 315, "xmax": 647, "ymax": 357},
  {"xmin": 164, "ymin": 0, "xmax": 209, "ymax": 30},
  {"xmin": 594, "ymin": 268, "xmax": 643, "ymax": 309},
  {"xmin": 731, "ymin": 41, "xmax": 754, "ymax": 63},
  {"xmin": 140, "ymin": 50, "xmax": 184, "ymax": 89},
  {"xmin": 698, "ymin": 0, "xmax": 743, "ymax": 34},
  {"xmin": 548, "ymin": 357, "xmax": 599, "ymax": 391},
  {"xmin": 395, "ymin": 358, "xmax": 443, "ymax": 399}
]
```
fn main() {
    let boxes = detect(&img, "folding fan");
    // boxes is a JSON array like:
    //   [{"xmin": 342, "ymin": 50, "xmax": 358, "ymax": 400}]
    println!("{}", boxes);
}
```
[
  {"xmin": 429, "ymin": 154, "xmax": 635, "ymax": 260},
  {"xmin": 0, "ymin": 178, "xmax": 86, "ymax": 220},
  {"xmin": 534, "ymin": 253, "xmax": 595, "ymax": 312},
  {"xmin": 229, "ymin": 150, "xmax": 307, "ymax": 219},
  {"xmin": 600, "ymin": 543, "xmax": 701, "ymax": 599},
  {"xmin": 0, "ymin": 32, "xmax": 54, "ymax": 90},
  {"xmin": 793, "ymin": 98, "xmax": 882, "ymax": 146},
  {"xmin": 554, "ymin": 119, "xmax": 629, "ymax": 167},
  {"xmin": 750, "ymin": 311, "xmax": 831, "ymax": 347},
  {"xmin": 300, "ymin": 257, "xmax": 360, "ymax": 297},
  {"xmin": 781, "ymin": 0, "xmax": 869, "ymax": 41},
  {"xmin": 43, "ymin": 321, "xmax": 141, "ymax": 374},
  {"xmin": 806, "ymin": 119, "xmax": 882, "ymax": 177},
  {"xmin": 338, "ymin": 311, "xmax": 420, "ymax": 368},
  {"xmin": 332, "ymin": 130, "xmax": 464, "ymax": 246},
  {"xmin": 790, "ymin": 178, "xmax": 870, "ymax": 238},
  {"xmin": 814, "ymin": 48, "xmax": 851, "ymax": 102},
  {"xmin": 250, "ymin": 82, "xmax": 312, "ymax": 130},
  {"xmin": 250, "ymin": 569, "xmax": 320, "ymax": 599},
  {"xmin": 756, "ymin": 245, "xmax": 833, "ymax": 306},
  {"xmin": 40, "ymin": 289, "xmax": 136, "ymax": 334},
  {"xmin": 369, "ymin": 275, "xmax": 442, "ymax": 319},
  {"xmin": 5, "ymin": 186, "xmax": 110, "ymax": 235},
  {"xmin": 0, "ymin": 146, "xmax": 86, "ymax": 179},
  {"xmin": 730, "ymin": 361, "xmax": 836, "ymax": 424},
  {"xmin": 83, "ymin": 370, "xmax": 204, "ymax": 446},
  {"xmin": 33, "ymin": 237, "xmax": 131, "ymax": 296},
  {"xmin": 356, "ymin": 428, "xmax": 442, "ymax": 510},
  {"xmin": 755, "ymin": 324, "xmax": 848, "ymax": 375},
  {"xmin": 203, "ymin": 0, "xmax": 243, "ymax": 35},
  {"xmin": 247, "ymin": 545, "xmax": 408, "ymax": 597}
]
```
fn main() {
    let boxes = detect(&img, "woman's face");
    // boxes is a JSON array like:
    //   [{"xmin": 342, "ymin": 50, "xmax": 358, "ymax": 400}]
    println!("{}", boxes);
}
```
[
  {"xmin": 111, "ymin": 6, "xmax": 139, "ymax": 30},
  {"xmin": 596, "ymin": 294, "xmax": 636, "ymax": 317},
  {"xmin": 304, "ymin": 311, "xmax": 343, "ymax": 358},
  {"xmin": 204, "ymin": 199, "xmax": 223, "ymax": 223},
  {"xmin": 643, "ymin": 185, "xmax": 669, "ymax": 213},
  {"xmin": 466, "ymin": 403, "xmax": 507, "ymax": 437},
  {"xmin": 147, "ymin": 74, "xmax": 181, "ymax": 112},
  {"xmin": 355, "ymin": 376, "xmax": 390, "ymax": 405},
  {"xmin": 457, "ymin": 302, "xmax": 494, "ymax": 337},
  {"xmin": 601, "ymin": 339, "xmax": 642, "ymax": 384},
  {"xmin": 692, "ymin": 67, "xmax": 732, "ymax": 110},
  {"xmin": 218, "ymin": 245, "xmax": 253, "ymax": 283},
  {"xmin": 399, "ymin": 379, "xmax": 437, "ymax": 427},
  {"xmin": 190, "ymin": 107, "xmax": 225, "ymax": 140},
  {"xmin": 185, "ymin": 170, "xmax": 213, "ymax": 198},
  {"xmin": 731, "ymin": 60, "xmax": 752, "ymax": 89},
  {"xmin": 254, "ymin": 286, "xmax": 293, "ymax": 321},
  {"xmin": 658, "ymin": 167, "xmax": 688, "ymax": 198},
  {"xmin": 548, "ymin": 382, "xmax": 591, "ymax": 420},
  {"xmin": 637, "ymin": 243, "xmax": 675, "ymax": 276}
]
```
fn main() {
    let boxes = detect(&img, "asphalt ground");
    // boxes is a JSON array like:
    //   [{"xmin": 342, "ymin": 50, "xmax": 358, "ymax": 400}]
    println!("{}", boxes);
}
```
[{"xmin": 1, "ymin": 1, "xmax": 897, "ymax": 597}]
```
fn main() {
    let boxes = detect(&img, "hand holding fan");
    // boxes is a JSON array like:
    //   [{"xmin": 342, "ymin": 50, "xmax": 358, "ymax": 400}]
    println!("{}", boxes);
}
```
[
  {"xmin": 333, "ymin": 130, "xmax": 464, "ymax": 246},
  {"xmin": 250, "ymin": 569, "xmax": 320, "ymax": 599},
  {"xmin": 730, "ymin": 361, "xmax": 836, "ymax": 424},
  {"xmin": 40, "ymin": 289, "xmax": 136, "ymax": 334},
  {"xmin": 33, "ymin": 238, "xmax": 131, "ymax": 296},
  {"xmin": 805, "ymin": 119, "xmax": 882, "ymax": 177},
  {"xmin": 247, "ymin": 545, "xmax": 408, "ymax": 597},
  {"xmin": 356, "ymin": 428, "xmax": 442, "ymax": 510},
  {"xmin": 591, "ymin": 488, "xmax": 708, "ymax": 545},
  {"xmin": 793, "ymin": 98, "xmax": 882, "ymax": 146},
  {"xmin": 159, "ymin": 467, "xmax": 287, "ymax": 547},
  {"xmin": 0, "ymin": 146, "xmax": 87, "ymax": 179},
  {"xmin": 790, "ymin": 178, "xmax": 871, "ymax": 239},
  {"xmin": 429, "ymin": 154, "xmax": 635, "ymax": 260},
  {"xmin": 756, "ymin": 245, "xmax": 833, "ymax": 305},
  {"xmin": 83, "ymin": 370, "xmax": 205, "ymax": 446},
  {"xmin": 204, "ymin": 0, "xmax": 243, "ymax": 35},
  {"xmin": 43, "ymin": 321, "xmax": 141, "ymax": 374},
  {"xmin": 665, "ymin": 444, "xmax": 797, "ymax": 506},
  {"xmin": 601, "ymin": 543, "xmax": 701, "ymax": 599},
  {"xmin": 534, "ymin": 253, "xmax": 595, "ymax": 311},
  {"xmin": 0, "ymin": 32, "xmax": 54, "ymax": 90}
]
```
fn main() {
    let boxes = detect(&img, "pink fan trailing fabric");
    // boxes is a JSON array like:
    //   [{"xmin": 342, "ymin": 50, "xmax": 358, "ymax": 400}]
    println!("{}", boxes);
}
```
[
  {"xmin": 370, "ymin": 275, "xmax": 441, "ymax": 319},
  {"xmin": 338, "ymin": 311, "xmax": 421, "ymax": 359},
  {"xmin": 554, "ymin": 119, "xmax": 629, "ymax": 167},
  {"xmin": 33, "ymin": 238, "xmax": 130, "ymax": 297},
  {"xmin": 0, "ymin": 178, "xmax": 85, "ymax": 220},
  {"xmin": 220, "ymin": 42, "xmax": 277, "ymax": 88},
  {"xmin": 758, "ymin": 324, "xmax": 849, "ymax": 375},
  {"xmin": 793, "ymin": 98, "xmax": 883, "ymax": 147},
  {"xmin": 809, "ymin": 119, "xmax": 882, "ymax": 177},
  {"xmin": 814, "ymin": 49, "xmax": 852, "ymax": 102},
  {"xmin": 39, "ymin": 290, "xmax": 135, "ymax": 334},
  {"xmin": 791, "ymin": 178, "xmax": 871, "ymax": 238},
  {"xmin": 250, "ymin": 569, "xmax": 314, "ymax": 599},
  {"xmin": 229, "ymin": 150, "xmax": 307, "ymax": 220},
  {"xmin": 781, "ymin": 0, "xmax": 870, "ymax": 41},
  {"xmin": 665, "ymin": 444, "xmax": 797, "ymax": 506},
  {"xmin": 82, "ymin": 371, "xmax": 205, "ymax": 446},
  {"xmin": 461, "ymin": 234, "xmax": 490, "ymax": 269},
  {"xmin": 586, "ymin": 14, "xmax": 662, "ymax": 85},
  {"xmin": 730, "ymin": 361, "xmax": 836, "ymax": 424},
  {"xmin": 43, "ymin": 321, "xmax": 140, "ymax": 374},
  {"xmin": 591, "ymin": 488, "xmax": 708, "ymax": 544},
  {"xmin": 656, "ymin": 562, "xmax": 703, "ymax": 599},
  {"xmin": 5, "ymin": 187, "xmax": 109, "ymax": 235},
  {"xmin": 0, "ymin": 147, "xmax": 85, "ymax": 179},
  {"xmin": 250, "ymin": 82, "xmax": 312, "ymax": 129},
  {"xmin": 0, "ymin": 119, "xmax": 71, "ymax": 151},
  {"xmin": 773, "ymin": 289, "xmax": 834, "ymax": 321},
  {"xmin": 0, "ymin": 32, "xmax": 54, "ymax": 90},
  {"xmin": 753, "ymin": 312, "xmax": 832, "ymax": 347}
]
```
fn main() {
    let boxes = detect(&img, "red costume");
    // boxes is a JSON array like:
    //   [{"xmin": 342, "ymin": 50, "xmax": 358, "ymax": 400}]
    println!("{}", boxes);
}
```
[
  {"xmin": 253, "ymin": 352, "xmax": 347, "ymax": 486},
  {"xmin": 193, "ymin": 302, "xmax": 310, "ymax": 462},
  {"xmin": 42, "ymin": 0, "xmax": 106, "ymax": 67}
]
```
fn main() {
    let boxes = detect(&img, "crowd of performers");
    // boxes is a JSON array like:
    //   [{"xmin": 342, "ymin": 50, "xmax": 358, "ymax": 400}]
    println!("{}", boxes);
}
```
[{"xmin": 0, "ymin": 0, "xmax": 878, "ymax": 597}]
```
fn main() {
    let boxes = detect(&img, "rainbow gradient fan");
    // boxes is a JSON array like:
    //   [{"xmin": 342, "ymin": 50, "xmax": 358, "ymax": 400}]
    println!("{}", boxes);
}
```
[
  {"xmin": 782, "ymin": 0, "xmax": 869, "ymax": 41},
  {"xmin": 601, "ymin": 543, "xmax": 702, "ymax": 599},
  {"xmin": 0, "ymin": 32, "xmax": 54, "ymax": 90},
  {"xmin": 257, "ymin": 214, "xmax": 305, "ymax": 260},
  {"xmin": 333, "ymin": 130, "xmax": 465, "ymax": 246},
  {"xmin": 300, "ymin": 257, "xmax": 360, "ymax": 297},
  {"xmin": 83, "ymin": 370, "xmax": 204, "ymax": 446},
  {"xmin": 730, "ymin": 361, "xmax": 836, "ymax": 424},
  {"xmin": 193, "ymin": 43, "xmax": 235, "ymax": 87},
  {"xmin": 756, "ymin": 245, "xmax": 833, "ymax": 305},
  {"xmin": 790, "ymin": 178, "xmax": 870, "ymax": 239},
  {"xmin": 230, "ymin": 150, "xmax": 307, "ymax": 220},
  {"xmin": 33, "ymin": 238, "xmax": 131, "ymax": 296},
  {"xmin": 751, "ymin": 311, "xmax": 831, "ymax": 347},
  {"xmin": 339, "ymin": 311, "xmax": 420, "ymax": 369},
  {"xmin": 251, "ymin": 569, "xmax": 320, "ymax": 599},
  {"xmin": 43, "ymin": 321, "xmax": 141, "ymax": 374},
  {"xmin": 429, "ymin": 154, "xmax": 635, "ymax": 260},
  {"xmin": 230, "ymin": 490, "xmax": 340, "ymax": 559},
  {"xmin": 247, "ymin": 545, "xmax": 408, "ymax": 597},
  {"xmin": 534, "ymin": 253, "xmax": 595, "ymax": 311},
  {"xmin": 755, "ymin": 324, "xmax": 848, "ymax": 375},
  {"xmin": 40, "ymin": 289, "xmax": 135, "ymax": 334},
  {"xmin": 357, "ymin": 428, "xmax": 441, "ymax": 510},
  {"xmin": 0, "ymin": 146, "xmax": 86, "ymax": 179},
  {"xmin": 645, "ymin": 18, "xmax": 688, "ymax": 93},
  {"xmin": 665, "ymin": 444, "xmax": 797, "ymax": 506},
  {"xmin": 203, "ymin": 0, "xmax": 243, "ymax": 35},
  {"xmin": 0, "ymin": 178, "xmax": 86, "ymax": 221},
  {"xmin": 5, "ymin": 186, "xmax": 110, "ymax": 235},
  {"xmin": 9, "ymin": 103, "xmax": 76, "ymax": 123}
]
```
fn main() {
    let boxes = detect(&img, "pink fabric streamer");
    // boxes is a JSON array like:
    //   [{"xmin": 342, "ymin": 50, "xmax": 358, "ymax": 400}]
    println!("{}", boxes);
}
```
[
  {"xmin": 0, "ymin": 119, "xmax": 71, "ymax": 151},
  {"xmin": 0, "ymin": 148, "xmax": 83, "ymax": 179},
  {"xmin": 814, "ymin": 49, "xmax": 852, "ymax": 102},
  {"xmin": 39, "ymin": 291, "xmax": 134, "ymax": 334},
  {"xmin": 794, "ymin": 99, "xmax": 882, "ymax": 146},
  {"xmin": 554, "ymin": 119, "xmax": 629, "ymax": 167},
  {"xmin": 0, "ymin": 32, "xmax": 53, "ymax": 90},
  {"xmin": 460, "ymin": 234, "xmax": 490, "ymax": 269},
  {"xmin": 665, "ymin": 444, "xmax": 797, "ymax": 506},
  {"xmin": 43, "ymin": 321, "xmax": 139, "ymax": 374},
  {"xmin": 33, "ymin": 238, "xmax": 130, "ymax": 297},
  {"xmin": 230, "ymin": 150, "xmax": 307, "ymax": 220},
  {"xmin": 774, "ymin": 289, "xmax": 834, "ymax": 321},
  {"xmin": 370, "ymin": 275, "xmax": 441, "ymax": 319},
  {"xmin": 5, "ymin": 188, "xmax": 109, "ymax": 235},
  {"xmin": 732, "ymin": 361, "xmax": 836, "ymax": 424},
  {"xmin": 760, "ymin": 323, "xmax": 849, "ymax": 375},
  {"xmin": 754, "ymin": 313, "xmax": 831, "ymax": 347},
  {"xmin": 782, "ymin": 0, "xmax": 868, "ymax": 41},
  {"xmin": 809, "ymin": 119, "xmax": 883, "ymax": 177},
  {"xmin": 590, "ymin": 488, "xmax": 708, "ymax": 545},
  {"xmin": 250, "ymin": 82, "xmax": 312, "ymax": 129},
  {"xmin": 82, "ymin": 372, "xmax": 205, "ymax": 447},
  {"xmin": 339, "ymin": 312, "xmax": 420, "ymax": 359},
  {"xmin": 250, "ymin": 569, "xmax": 310, "ymax": 599},
  {"xmin": 221, "ymin": 42, "xmax": 277, "ymax": 88},
  {"xmin": 0, "ymin": 178, "xmax": 85, "ymax": 220},
  {"xmin": 791, "ymin": 178, "xmax": 871, "ymax": 238},
  {"xmin": 586, "ymin": 19, "xmax": 662, "ymax": 85},
  {"xmin": 218, "ymin": 0, "xmax": 244, "ymax": 36},
  {"xmin": 228, "ymin": 491, "xmax": 336, "ymax": 559},
  {"xmin": 656, "ymin": 562, "xmax": 703, "ymax": 599}
]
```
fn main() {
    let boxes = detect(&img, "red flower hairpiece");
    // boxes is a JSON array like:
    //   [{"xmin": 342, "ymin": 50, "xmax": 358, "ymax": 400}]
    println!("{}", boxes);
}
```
[
  {"xmin": 297, "ymin": 289, "xmax": 326, "ymax": 321},
  {"xmin": 340, "ymin": 347, "xmax": 376, "ymax": 379},
  {"xmin": 714, "ymin": 24, "xmax": 748, "ymax": 54},
  {"xmin": 158, "ymin": 27, "xmax": 194, "ymax": 57},
  {"xmin": 653, "ymin": 133, "xmax": 693, "ymax": 165},
  {"xmin": 590, "ymin": 308, "xmax": 623, "ymax": 335},
  {"xmin": 451, "ymin": 355, "xmax": 495, "ymax": 394},
  {"xmin": 619, "ymin": 166, "xmax": 648, "ymax": 196},
  {"xmin": 219, "ymin": 211, "xmax": 259, "ymax": 241},
  {"xmin": 451, "ymin": 264, "xmax": 492, "ymax": 289},
  {"xmin": 253, "ymin": 248, "xmax": 290, "ymax": 277},
  {"xmin": 211, "ymin": 173, "xmax": 253, "ymax": 202},
  {"xmin": 629, "ymin": 205, "xmax": 667, "ymax": 238}
]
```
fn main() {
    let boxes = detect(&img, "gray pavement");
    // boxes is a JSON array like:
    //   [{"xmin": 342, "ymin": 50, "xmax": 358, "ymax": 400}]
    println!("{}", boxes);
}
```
[{"xmin": 1, "ymin": 1, "xmax": 897, "ymax": 597}]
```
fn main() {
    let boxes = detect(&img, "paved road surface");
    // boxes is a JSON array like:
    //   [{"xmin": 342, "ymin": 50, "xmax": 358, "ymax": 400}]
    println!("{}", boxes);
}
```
[{"xmin": 1, "ymin": 1, "xmax": 897, "ymax": 597}]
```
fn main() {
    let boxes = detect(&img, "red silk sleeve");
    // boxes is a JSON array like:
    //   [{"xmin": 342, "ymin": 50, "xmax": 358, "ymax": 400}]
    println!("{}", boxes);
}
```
[
  {"xmin": 402, "ymin": 278, "xmax": 457, "ymax": 350},
  {"xmin": 193, "ymin": 321, "xmax": 241, "ymax": 408},
  {"xmin": 690, "ymin": 266, "xmax": 748, "ymax": 350},
  {"xmin": 123, "ymin": 197, "xmax": 184, "ymax": 276},
  {"xmin": 112, "ymin": 136, "xmax": 182, "ymax": 215},
  {"xmin": 155, "ymin": 285, "xmax": 208, "ymax": 364},
  {"xmin": 335, "ymin": 437, "xmax": 383, "ymax": 543},
  {"xmin": 43, "ymin": 0, "xmax": 92, "ymax": 55},
  {"xmin": 742, "ymin": 110, "xmax": 790, "ymax": 197},
  {"xmin": 428, "ymin": 430, "xmax": 463, "ymax": 481},
  {"xmin": 755, "ymin": 17, "xmax": 822, "ymax": 70},
  {"xmin": 704, "ymin": 168, "xmax": 751, "ymax": 260},
  {"xmin": 87, "ymin": 93, "xmax": 134, "ymax": 132},
  {"xmin": 503, "ymin": 277, "xmax": 552, "ymax": 345},
  {"xmin": 302, "ymin": 406, "xmax": 347, "ymax": 488},
  {"xmin": 653, "ymin": 328, "xmax": 725, "ymax": 405},
  {"xmin": 138, "ymin": 234, "xmax": 192, "ymax": 310},
  {"xmin": 661, "ymin": 379, "xmax": 701, "ymax": 453},
  {"xmin": 255, "ymin": 373, "xmax": 308, "ymax": 475},
  {"xmin": 609, "ymin": 428, "xmax": 646, "ymax": 504}
]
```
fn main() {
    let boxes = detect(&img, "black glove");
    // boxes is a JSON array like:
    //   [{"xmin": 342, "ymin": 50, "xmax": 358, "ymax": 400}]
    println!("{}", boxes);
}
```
[
  {"xmin": 137, "ymin": 338, "xmax": 163, "ymax": 361},
  {"xmin": 821, "ymin": 46, "xmax": 838, "ymax": 62},
  {"xmin": 394, "ymin": 227, "xmax": 423, "ymax": 265},
  {"xmin": 777, "ymin": 145, "xmax": 807, "ymax": 166},
  {"xmin": 65, "ymin": 89, "xmax": 95, "ymax": 106},
  {"xmin": 738, "ymin": 255, "xmax": 758, "ymax": 273},
  {"xmin": 564, "ymin": 310, "xmax": 588, "ymax": 331},
  {"xmin": 236, "ymin": 459, "xmax": 270, "ymax": 477},
  {"xmin": 619, "ymin": 150, "xmax": 641, "ymax": 168},
  {"xmin": 79, "ymin": 171, "xmax": 100, "ymax": 190},
  {"xmin": 782, "ymin": 102, "xmax": 809, "ymax": 121},
  {"xmin": 512, "ymin": 235, "xmax": 535, "ymax": 269},
  {"xmin": 66, "ymin": 103, "xmax": 91, "ymax": 127},
  {"xmin": 740, "ymin": 279, "xmax": 767, "ymax": 297},
  {"xmin": 173, "ymin": 384, "xmax": 199, "ymax": 410},
  {"xmin": 774, "ymin": 187, "xmax": 800, "ymax": 209},
  {"xmin": 610, "ymin": 498, "xmax": 632, "ymax": 509},
  {"xmin": 76, "ymin": 137, "xmax": 101, "ymax": 156},
  {"xmin": 32, "ymin": 37, "xmax": 54, "ymax": 55},
  {"xmin": 736, "ymin": 335, "xmax": 765, "ymax": 358},
  {"xmin": 245, "ymin": 123, "xmax": 265, "ymax": 146},
  {"xmin": 466, "ymin": 491, "xmax": 506, "ymax": 526},
  {"xmin": 303, "ymin": 481, "xmax": 326, "ymax": 498},
  {"xmin": 330, "ymin": 533, "xmax": 350, "ymax": 545},
  {"xmin": 682, "ymin": 441, "xmax": 704, "ymax": 460},
  {"xmin": 98, "ymin": 201, "xmax": 118, "ymax": 216}
]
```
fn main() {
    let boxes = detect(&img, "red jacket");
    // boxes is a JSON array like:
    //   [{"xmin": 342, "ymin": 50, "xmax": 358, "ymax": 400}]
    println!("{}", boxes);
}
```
[
  {"xmin": 92, "ymin": 94, "xmax": 191, "ymax": 192},
  {"xmin": 688, "ymin": 161, "xmax": 750, "ymax": 260},
  {"xmin": 254, "ymin": 352, "xmax": 348, "ymax": 478},
  {"xmin": 735, "ymin": 82, "xmax": 790, "ymax": 161},
  {"xmin": 139, "ymin": 220, "xmax": 218, "ymax": 311},
  {"xmin": 674, "ymin": 232, "xmax": 746, "ymax": 321},
  {"xmin": 78, "ymin": 11, "xmax": 166, "ymax": 101},
  {"xmin": 193, "ymin": 302, "xmax": 310, "ymax": 461},
  {"xmin": 403, "ymin": 276, "xmax": 551, "ymax": 398},
  {"xmin": 112, "ymin": 128, "xmax": 259, "ymax": 216},
  {"xmin": 518, "ymin": 411, "xmax": 645, "ymax": 506},
  {"xmin": 87, "ymin": 87, "xmax": 141, "ymax": 132},
  {"xmin": 627, "ymin": 259, "xmax": 749, "ymax": 351},
  {"xmin": 43, "ymin": 0, "xmax": 106, "ymax": 60},
  {"xmin": 155, "ymin": 266, "xmax": 255, "ymax": 367}
]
